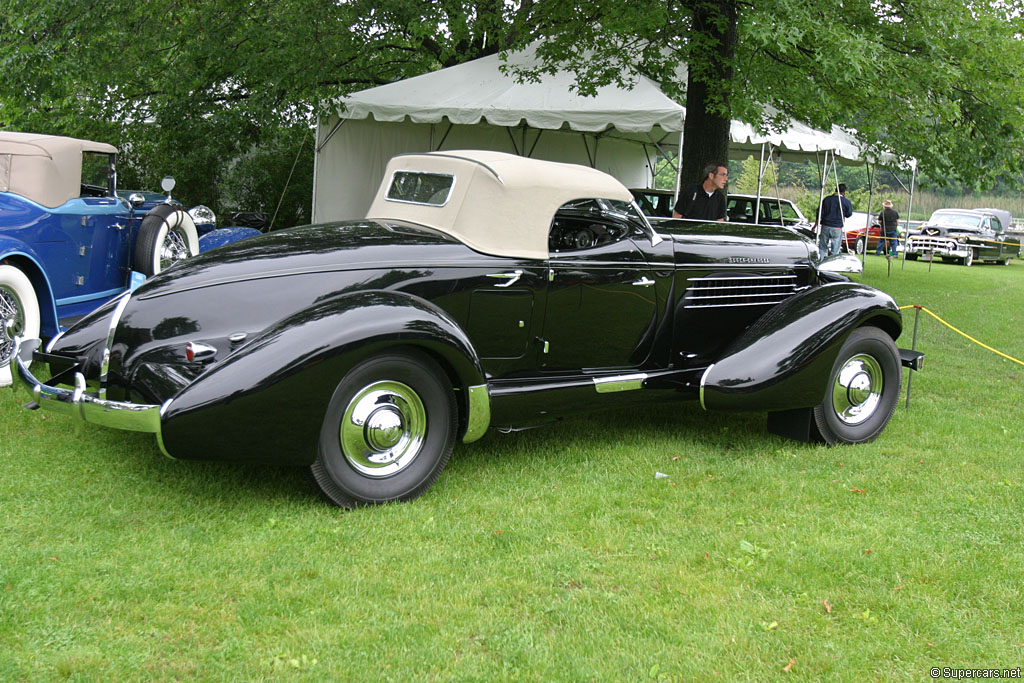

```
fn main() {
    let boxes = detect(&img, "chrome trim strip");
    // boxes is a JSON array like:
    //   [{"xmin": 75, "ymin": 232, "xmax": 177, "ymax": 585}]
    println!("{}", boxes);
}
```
[
  {"xmin": 99, "ymin": 291, "xmax": 133, "ymax": 400},
  {"xmin": 487, "ymin": 270, "xmax": 523, "ymax": 288},
  {"xmin": 45, "ymin": 327, "xmax": 67, "ymax": 353},
  {"xmin": 687, "ymin": 300, "xmax": 792, "ymax": 309},
  {"xmin": 12, "ymin": 337, "xmax": 163, "ymax": 435},
  {"xmin": 699, "ymin": 363, "xmax": 715, "ymax": 411},
  {"xmin": 593, "ymin": 373, "xmax": 647, "ymax": 393},
  {"xmin": 54, "ymin": 286, "xmax": 125, "ymax": 306},
  {"xmin": 463, "ymin": 384, "xmax": 491, "ymax": 443},
  {"xmin": 688, "ymin": 274, "xmax": 798, "ymax": 282}
]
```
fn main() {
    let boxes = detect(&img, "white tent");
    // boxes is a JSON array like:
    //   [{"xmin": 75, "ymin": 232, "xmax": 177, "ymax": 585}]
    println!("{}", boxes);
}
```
[{"xmin": 313, "ymin": 43, "xmax": 873, "ymax": 222}]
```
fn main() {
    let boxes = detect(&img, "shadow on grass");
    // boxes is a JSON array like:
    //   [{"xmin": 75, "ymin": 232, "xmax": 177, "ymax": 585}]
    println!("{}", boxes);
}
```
[{"xmin": 23, "ymin": 396, "xmax": 794, "ymax": 510}]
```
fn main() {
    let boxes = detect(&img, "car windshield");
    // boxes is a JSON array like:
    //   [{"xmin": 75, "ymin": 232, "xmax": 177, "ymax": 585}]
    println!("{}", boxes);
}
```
[{"xmin": 931, "ymin": 212, "xmax": 983, "ymax": 230}]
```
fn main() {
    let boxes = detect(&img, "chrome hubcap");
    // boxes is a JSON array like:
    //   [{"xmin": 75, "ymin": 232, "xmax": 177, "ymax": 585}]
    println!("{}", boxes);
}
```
[
  {"xmin": 831, "ymin": 354, "xmax": 883, "ymax": 426},
  {"xmin": 340, "ymin": 380, "xmax": 426, "ymax": 477},
  {"xmin": 0, "ymin": 285, "xmax": 25, "ymax": 363},
  {"xmin": 159, "ymin": 228, "xmax": 191, "ymax": 271}
]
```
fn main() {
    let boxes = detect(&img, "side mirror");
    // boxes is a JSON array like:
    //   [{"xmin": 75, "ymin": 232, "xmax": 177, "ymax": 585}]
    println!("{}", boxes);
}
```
[{"xmin": 160, "ymin": 176, "xmax": 176, "ymax": 193}]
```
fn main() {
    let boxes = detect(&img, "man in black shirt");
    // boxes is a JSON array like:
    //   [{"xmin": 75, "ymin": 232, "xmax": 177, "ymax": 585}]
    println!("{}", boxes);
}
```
[{"xmin": 673, "ymin": 162, "xmax": 728, "ymax": 221}]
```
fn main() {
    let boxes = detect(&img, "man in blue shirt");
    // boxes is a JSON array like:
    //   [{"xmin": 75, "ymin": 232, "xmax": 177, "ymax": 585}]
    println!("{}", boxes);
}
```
[{"xmin": 815, "ymin": 184, "xmax": 853, "ymax": 256}]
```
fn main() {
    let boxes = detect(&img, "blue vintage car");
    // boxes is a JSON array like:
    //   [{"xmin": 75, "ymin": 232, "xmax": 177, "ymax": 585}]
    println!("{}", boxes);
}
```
[{"xmin": 0, "ymin": 131, "xmax": 256, "ymax": 385}]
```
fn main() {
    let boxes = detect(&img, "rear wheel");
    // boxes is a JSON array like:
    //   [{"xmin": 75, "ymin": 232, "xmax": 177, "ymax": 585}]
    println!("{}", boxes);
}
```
[
  {"xmin": 310, "ymin": 352, "xmax": 457, "ymax": 508},
  {"xmin": 133, "ymin": 204, "xmax": 199, "ymax": 276},
  {"xmin": 0, "ymin": 265, "xmax": 41, "ymax": 387},
  {"xmin": 854, "ymin": 237, "xmax": 865, "ymax": 254},
  {"xmin": 812, "ymin": 326, "xmax": 901, "ymax": 445}
]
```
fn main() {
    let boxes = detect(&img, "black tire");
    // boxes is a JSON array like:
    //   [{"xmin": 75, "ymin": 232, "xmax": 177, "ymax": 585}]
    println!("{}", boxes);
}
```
[
  {"xmin": 962, "ymin": 249, "xmax": 974, "ymax": 267},
  {"xmin": 0, "ymin": 264, "xmax": 41, "ymax": 387},
  {"xmin": 310, "ymin": 352, "xmax": 457, "ymax": 508},
  {"xmin": 812, "ymin": 326, "xmax": 901, "ymax": 445},
  {"xmin": 133, "ymin": 204, "xmax": 199, "ymax": 276},
  {"xmin": 905, "ymin": 253, "xmax": 919, "ymax": 261},
  {"xmin": 855, "ymin": 237, "xmax": 866, "ymax": 255}
]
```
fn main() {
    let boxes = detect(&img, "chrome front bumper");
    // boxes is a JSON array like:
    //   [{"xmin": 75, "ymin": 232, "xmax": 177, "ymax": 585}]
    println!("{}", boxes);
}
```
[
  {"xmin": 11, "ymin": 337, "xmax": 164, "ymax": 434},
  {"xmin": 906, "ymin": 237, "xmax": 967, "ymax": 257}
]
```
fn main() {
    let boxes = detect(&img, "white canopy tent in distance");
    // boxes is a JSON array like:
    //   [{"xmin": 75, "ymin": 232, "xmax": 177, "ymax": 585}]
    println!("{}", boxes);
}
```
[{"xmin": 313, "ymin": 42, "xmax": 911, "ymax": 268}]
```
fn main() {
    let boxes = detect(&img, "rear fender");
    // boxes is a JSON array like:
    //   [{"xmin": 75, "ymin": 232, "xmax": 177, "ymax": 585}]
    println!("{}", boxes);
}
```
[
  {"xmin": 159, "ymin": 290, "xmax": 485, "ymax": 464},
  {"xmin": 0, "ymin": 242, "xmax": 59, "ymax": 336},
  {"xmin": 700, "ymin": 282, "xmax": 901, "ymax": 413}
]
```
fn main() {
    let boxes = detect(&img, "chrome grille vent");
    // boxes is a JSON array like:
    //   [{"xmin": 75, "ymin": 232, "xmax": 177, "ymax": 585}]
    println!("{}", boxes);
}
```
[{"xmin": 685, "ymin": 273, "xmax": 800, "ymax": 309}]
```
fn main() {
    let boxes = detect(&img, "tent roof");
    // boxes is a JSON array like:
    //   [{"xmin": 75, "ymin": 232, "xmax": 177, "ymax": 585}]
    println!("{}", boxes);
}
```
[
  {"xmin": 333, "ymin": 43, "xmax": 875, "ymax": 164},
  {"xmin": 338, "ymin": 43, "xmax": 684, "ymax": 134}
]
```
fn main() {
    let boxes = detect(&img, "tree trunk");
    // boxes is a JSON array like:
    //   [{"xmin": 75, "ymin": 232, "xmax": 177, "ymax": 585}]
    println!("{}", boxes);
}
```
[{"xmin": 681, "ymin": 0, "xmax": 738, "ymax": 187}]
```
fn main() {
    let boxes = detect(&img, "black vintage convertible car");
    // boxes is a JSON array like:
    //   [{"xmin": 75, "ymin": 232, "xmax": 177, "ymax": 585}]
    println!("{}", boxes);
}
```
[{"xmin": 11, "ymin": 150, "xmax": 921, "ymax": 507}]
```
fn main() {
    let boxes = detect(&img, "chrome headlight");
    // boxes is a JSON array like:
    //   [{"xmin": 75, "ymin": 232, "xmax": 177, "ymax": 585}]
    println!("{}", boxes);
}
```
[
  {"xmin": 188, "ymin": 204, "xmax": 216, "ymax": 228},
  {"xmin": 818, "ymin": 253, "xmax": 864, "ymax": 275}
]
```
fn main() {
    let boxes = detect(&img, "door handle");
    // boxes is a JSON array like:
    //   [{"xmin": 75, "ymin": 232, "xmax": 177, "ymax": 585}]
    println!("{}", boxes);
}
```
[
  {"xmin": 487, "ymin": 270, "xmax": 523, "ymax": 288},
  {"xmin": 632, "ymin": 276, "xmax": 655, "ymax": 287}
]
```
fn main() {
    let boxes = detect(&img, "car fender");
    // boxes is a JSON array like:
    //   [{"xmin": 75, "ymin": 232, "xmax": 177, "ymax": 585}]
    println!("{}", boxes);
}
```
[
  {"xmin": 158, "ymin": 290, "xmax": 486, "ymax": 464},
  {"xmin": 0, "ymin": 240, "xmax": 60, "ymax": 336},
  {"xmin": 700, "ymin": 282, "xmax": 901, "ymax": 413}
]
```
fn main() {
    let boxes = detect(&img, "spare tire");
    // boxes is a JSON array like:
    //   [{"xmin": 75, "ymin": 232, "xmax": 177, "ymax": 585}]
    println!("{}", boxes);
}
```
[{"xmin": 133, "ymin": 204, "xmax": 199, "ymax": 276}]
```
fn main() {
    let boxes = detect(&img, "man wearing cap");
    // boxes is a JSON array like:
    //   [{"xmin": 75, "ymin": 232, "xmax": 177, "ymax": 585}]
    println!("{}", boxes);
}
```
[{"xmin": 875, "ymin": 199, "xmax": 900, "ymax": 257}]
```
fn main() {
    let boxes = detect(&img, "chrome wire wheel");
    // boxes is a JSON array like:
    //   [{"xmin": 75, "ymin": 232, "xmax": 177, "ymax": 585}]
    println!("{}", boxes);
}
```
[
  {"xmin": 339, "ymin": 380, "xmax": 427, "ymax": 477},
  {"xmin": 159, "ymin": 227, "xmax": 192, "ymax": 271},
  {"xmin": 0, "ymin": 265, "xmax": 40, "ymax": 387},
  {"xmin": 830, "ymin": 353, "xmax": 883, "ymax": 426},
  {"xmin": 0, "ymin": 284, "xmax": 25, "ymax": 364}
]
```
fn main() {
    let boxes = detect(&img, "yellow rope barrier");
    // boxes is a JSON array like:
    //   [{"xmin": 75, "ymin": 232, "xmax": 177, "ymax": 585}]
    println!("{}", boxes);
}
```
[{"xmin": 898, "ymin": 304, "xmax": 1024, "ymax": 367}]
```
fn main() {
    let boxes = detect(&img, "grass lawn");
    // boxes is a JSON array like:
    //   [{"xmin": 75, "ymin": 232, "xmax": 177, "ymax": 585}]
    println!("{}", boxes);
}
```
[{"xmin": 2, "ymin": 255, "xmax": 1022, "ymax": 680}]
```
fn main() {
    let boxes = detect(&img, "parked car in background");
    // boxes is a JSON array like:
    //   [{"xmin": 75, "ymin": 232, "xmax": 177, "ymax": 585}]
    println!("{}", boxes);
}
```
[
  {"xmin": 14, "ymin": 150, "xmax": 921, "ymax": 508},
  {"xmin": 0, "ymin": 131, "xmax": 254, "ymax": 386},
  {"xmin": 905, "ymin": 208, "xmax": 1020, "ymax": 266},
  {"xmin": 629, "ymin": 188, "xmax": 675, "ymax": 218},
  {"xmin": 725, "ymin": 194, "xmax": 811, "ymax": 232}
]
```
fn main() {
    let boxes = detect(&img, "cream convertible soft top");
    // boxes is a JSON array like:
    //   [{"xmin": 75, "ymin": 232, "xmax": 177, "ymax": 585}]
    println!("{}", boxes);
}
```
[
  {"xmin": 0, "ymin": 131, "xmax": 118, "ymax": 209},
  {"xmin": 365, "ymin": 150, "xmax": 635, "ymax": 260}
]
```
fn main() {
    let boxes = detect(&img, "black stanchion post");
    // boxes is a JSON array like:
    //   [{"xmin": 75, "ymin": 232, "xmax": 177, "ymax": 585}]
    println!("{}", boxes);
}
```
[{"xmin": 905, "ymin": 305, "xmax": 922, "ymax": 409}]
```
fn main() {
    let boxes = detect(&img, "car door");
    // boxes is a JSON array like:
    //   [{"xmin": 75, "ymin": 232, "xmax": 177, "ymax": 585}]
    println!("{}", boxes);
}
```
[
  {"xmin": 977, "ymin": 216, "xmax": 1000, "ymax": 260},
  {"xmin": 540, "ymin": 201, "xmax": 660, "ymax": 371}
]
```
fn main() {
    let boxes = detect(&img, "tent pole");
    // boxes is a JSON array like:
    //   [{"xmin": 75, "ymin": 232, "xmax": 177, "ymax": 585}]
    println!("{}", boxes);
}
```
[
  {"xmin": 901, "ymin": 161, "xmax": 918, "ymax": 270},
  {"xmin": 505, "ymin": 127, "xmax": 522, "ymax": 155},
  {"xmin": 864, "ymin": 162, "xmax": 874, "ymax": 267},
  {"xmin": 673, "ymin": 130, "xmax": 684, "ymax": 206},
  {"xmin": 527, "ymin": 129, "xmax": 544, "ymax": 157},
  {"xmin": 815, "ymin": 150, "xmax": 828, "ymax": 247},
  {"xmin": 755, "ymin": 143, "xmax": 765, "ymax": 223}
]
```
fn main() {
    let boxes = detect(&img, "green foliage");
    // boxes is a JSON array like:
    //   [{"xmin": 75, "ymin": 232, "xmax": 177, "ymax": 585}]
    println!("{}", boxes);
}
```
[
  {"xmin": 522, "ymin": 0, "xmax": 1024, "ymax": 186},
  {"xmin": 0, "ymin": 0, "xmax": 544, "ymax": 226}
]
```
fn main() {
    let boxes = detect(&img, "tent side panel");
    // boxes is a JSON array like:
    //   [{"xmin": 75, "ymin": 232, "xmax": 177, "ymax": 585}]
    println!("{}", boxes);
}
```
[{"xmin": 313, "ymin": 118, "xmax": 431, "ymax": 222}]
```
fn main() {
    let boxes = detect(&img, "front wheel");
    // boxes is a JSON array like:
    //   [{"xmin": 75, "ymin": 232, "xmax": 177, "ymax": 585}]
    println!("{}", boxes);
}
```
[
  {"xmin": 905, "ymin": 253, "xmax": 919, "ymax": 261},
  {"xmin": 812, "ymin": 326, "xmax": 901, "ymax": 445},
  {"xmin": 854, "ymin": 237, "xmax": 866, "ymax": 255},
  {"xmin": 310, "ymin": 352, "xmax": 457, "ymax": 508},
  {"xmin": 0, "ymin": 265, "xmax": 41, "ymax": 387},
  {"xmin": 961, "ymin": 249, "xmax": 974, "ymax": 267},
  {"xmin": 133, "ymin": 204, "xmax": 199, "ymax": 276}
]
